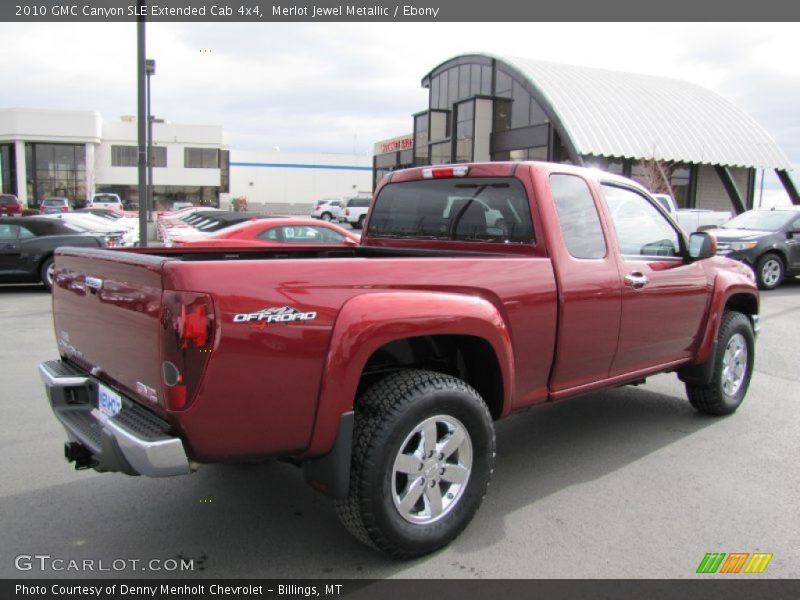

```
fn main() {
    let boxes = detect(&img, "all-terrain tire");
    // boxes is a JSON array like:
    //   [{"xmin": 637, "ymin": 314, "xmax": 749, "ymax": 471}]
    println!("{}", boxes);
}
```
[
  {"xmin": 685, "ymin": 311, "xmax": 755, "ymax": 415},
  {"xmin": 335, "ymin": 369, "xmax": 495, "ymax": 558}
]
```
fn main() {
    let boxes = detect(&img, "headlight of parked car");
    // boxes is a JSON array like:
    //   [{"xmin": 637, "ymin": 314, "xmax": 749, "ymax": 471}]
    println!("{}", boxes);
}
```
[{"xmin": 728, "ymin": 241, "xmax": 758, "ymax": 251}]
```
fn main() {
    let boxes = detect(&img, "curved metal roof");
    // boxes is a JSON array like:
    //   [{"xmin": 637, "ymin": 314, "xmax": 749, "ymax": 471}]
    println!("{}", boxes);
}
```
[{"xmin": 431, "ymin": 55, "xmax": 792, "ymax": 170}]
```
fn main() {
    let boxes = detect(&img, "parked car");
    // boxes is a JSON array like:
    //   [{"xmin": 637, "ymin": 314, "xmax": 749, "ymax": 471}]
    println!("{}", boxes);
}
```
[
  {"xmin": 39, "ymin": 198, "xmax": 71, "ymax": 214},
  {"xmin": 710, "ymin": 207, "xmax": 800, "ymax": 290},
  {"xmin": 89, "ymin": 193, "xmax": 123, "ymax": 211},
  {"xmin": 42, "ymin": 213, "xmax": 131, "ymax": 247},
  {"xmin": 652, "ymin": 193, "xmax": 731, "ymax": 233},
  {"xmin": 0, "ymin": 216, "xmax": 103, "ymax": 290},
  {"xmin": 177, "ymin": 217, "xmax": 358, "ymax": 248},
  {"xmin": 0, "ymin": 194, "xmax": 23, "ymax": 216},
  {"xmin": 310, "ymin": 199, "xmax": 343, "ymax": 222},
  {"xmin": 75, "ymin": 208, "xmax": 141, "ymax": 246},
  {"xmin": 338, "ymin": 196, "xmax": 371, "ymax": 228},
  {"xmin": 163, "ymin": 213, "xmax": 281, "ymax": 246},
  {"xmin": 40, "ymin": 161, "xmax": 759, "ymax": 557}
]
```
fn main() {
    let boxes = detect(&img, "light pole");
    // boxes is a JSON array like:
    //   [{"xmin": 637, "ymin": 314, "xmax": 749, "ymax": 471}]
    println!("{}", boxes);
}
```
[{"xmin": 145, "ymin": 59, "xmax": 155, "ymax": 222}]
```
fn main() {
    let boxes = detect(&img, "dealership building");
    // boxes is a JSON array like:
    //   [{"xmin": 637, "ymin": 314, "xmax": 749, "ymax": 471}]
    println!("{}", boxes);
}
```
[
  {"xmin": 0, "ymin": 108, "xmax": 372, "ymax": 211},
  {"xmin": 373, "ymin": 54, "xmax": 799, "ymax": 212}
]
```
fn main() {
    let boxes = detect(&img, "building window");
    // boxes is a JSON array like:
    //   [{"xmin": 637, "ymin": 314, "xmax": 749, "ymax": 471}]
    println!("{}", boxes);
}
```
[
  {"xmin": 184, "ymin": 147, "xmax": 220, "ymax": 168},
  {"xmin": 631, "ymin": 161, "xmax": 692, "ymax": 208},
  {"xmin": 0, "ymin": 144, "xmax": 14, "ymax": 195},
  {"xmin": 25, "ymin": 143, "xmax": 86, "ymax": 206},
  {"xmin": 219, "ymin": 150, "xmax": 230, "ymax": 193},
  {"xmin": 493, "ymin": 99, "xmax": 511, "ymax": 132},
  {"xmin": 414, "ymin": 113, "xmax": 429, "ymax": 166},
  {"xmin": 454, "ymin": 101, "xmax": 474, "ymax": 163},
  {"xmin": 111, "ymin": 145, "xmax": 166, "ymax": 167},
  {"xmin": 430, "ymin": 142, "xmax": 451, "ymax": 165}
]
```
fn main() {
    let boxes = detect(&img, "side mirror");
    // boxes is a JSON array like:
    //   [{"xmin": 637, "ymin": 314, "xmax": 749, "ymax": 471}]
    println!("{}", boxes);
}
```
[{"xmin": 688, "ymin": 231, "xmax": 716, "ymax": 260}]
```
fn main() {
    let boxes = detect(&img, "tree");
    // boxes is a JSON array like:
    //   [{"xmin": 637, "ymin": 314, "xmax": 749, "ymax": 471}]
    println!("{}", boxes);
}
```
[{"xmin": 638, "ymin": 158, "xmax": 675, "ymax": 197}]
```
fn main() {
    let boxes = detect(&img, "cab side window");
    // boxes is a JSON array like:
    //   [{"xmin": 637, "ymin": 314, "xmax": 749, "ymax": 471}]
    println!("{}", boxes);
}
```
[
  {"xmin": 601, "ymin": 184, "xmax": 682, "ymax": 257},
  {"xmin": 550, "ymin": 174, "xmax": 607, "ymax": 259}
]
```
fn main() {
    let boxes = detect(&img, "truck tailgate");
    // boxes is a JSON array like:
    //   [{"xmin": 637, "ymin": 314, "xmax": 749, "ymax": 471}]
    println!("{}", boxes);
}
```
[{"xmin": 51, "ymin": 248, "xmax": 170, "ymax": 416}]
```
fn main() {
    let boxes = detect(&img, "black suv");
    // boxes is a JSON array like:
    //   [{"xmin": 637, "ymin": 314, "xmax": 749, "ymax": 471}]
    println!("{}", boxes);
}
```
[{"xmin": 712, "ymin": 208, "xmax": 800, "ymax": 290}]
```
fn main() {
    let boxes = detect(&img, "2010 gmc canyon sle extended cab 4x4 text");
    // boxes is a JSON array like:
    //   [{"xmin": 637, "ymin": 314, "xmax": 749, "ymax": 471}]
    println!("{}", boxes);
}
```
[{"xmin": 40, "ymin": 161, "xmax": 759, "ymax": 558}]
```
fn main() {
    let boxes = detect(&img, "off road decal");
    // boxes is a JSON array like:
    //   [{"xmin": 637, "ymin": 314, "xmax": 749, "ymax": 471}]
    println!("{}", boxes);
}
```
[{"xmin": 233, "ymin": 306, "xmax": 317, "ymax": 327}]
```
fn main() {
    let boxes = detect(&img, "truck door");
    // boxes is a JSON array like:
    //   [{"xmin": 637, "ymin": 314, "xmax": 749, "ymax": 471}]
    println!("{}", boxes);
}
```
[
  {"xmin": 599, "ymin": 184, "xmax": 708, "ymax": 376},
  {"xmin": 546, "ymin": 174, "xmax": 622, "ymax": 391}
]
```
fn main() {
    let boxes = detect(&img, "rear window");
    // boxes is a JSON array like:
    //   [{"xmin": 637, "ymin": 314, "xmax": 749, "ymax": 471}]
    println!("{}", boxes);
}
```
[
  {"xmin": 94, "ymin": 195, "xmax": 120, "ymax": 203},
  {"xmin": 348, "ymin": 198, "xmax": 370, "ymax": 208},
  {"xmin": 368, "ymin": 177, "xmax": 534, "ymax": 244},
  {"xmin": 43, "ymin": 198, "xmax": 67, "ymax": 206},
  {"xmin": 0, "ymin": 195, "xmax": 19, "ymax": 206}
]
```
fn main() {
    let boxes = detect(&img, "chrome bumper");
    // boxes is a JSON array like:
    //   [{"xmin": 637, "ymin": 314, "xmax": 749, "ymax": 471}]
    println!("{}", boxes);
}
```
[{"xmin": 39, "ymin": 361, "xmax": 190, "ymax": 478}]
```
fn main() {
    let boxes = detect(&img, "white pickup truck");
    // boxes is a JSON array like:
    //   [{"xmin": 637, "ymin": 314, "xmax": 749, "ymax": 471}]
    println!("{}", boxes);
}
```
[
  {"xmin": 89, "ymin": 193, "xmax": 124, "ymax": 210},
  {"xmin": 652, "ymin": 193, "xmax": 731, "ymax": 233}
]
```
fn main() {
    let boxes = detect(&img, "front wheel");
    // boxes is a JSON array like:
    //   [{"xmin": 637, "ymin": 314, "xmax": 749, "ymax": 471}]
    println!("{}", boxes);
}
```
[
  {"xmin": 755, "ymin": 253, "xmax": 784, "ymax": 290},
  {"xmin": 335, "ymin": 369, "xmax": 495, "ymax": 558},
  {"xmin": 40, "ymin": 257, "xmax": 55, "ymax": 292},
  {"xmin": 685, "ymin": 311, "xmax": 755, "ymax": 415}
]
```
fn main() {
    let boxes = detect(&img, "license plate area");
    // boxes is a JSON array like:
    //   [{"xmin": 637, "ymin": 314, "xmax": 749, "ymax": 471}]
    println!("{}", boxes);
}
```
[{"xmin": 98, "ymin": 383, "xmax": 123, "ymax": 418}]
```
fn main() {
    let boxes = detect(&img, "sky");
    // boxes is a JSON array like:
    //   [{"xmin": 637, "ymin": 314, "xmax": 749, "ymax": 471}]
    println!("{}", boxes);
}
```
[{"xmin": 1, "ymin": 21, "xmax": 798, "ymax": 202}]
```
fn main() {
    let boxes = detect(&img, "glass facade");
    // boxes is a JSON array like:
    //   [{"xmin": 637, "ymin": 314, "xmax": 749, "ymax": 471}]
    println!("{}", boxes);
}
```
[
  {"xmin": 454, "ymin": 101, "xmax": 474, "ymax": 163},
  {"xmin": 25, "ymin": 143, "xmax": 86, "ymax": 207},
  {"xmin": 185, "ymin": 147, "xmax": 220, "ymax": 168},
  {"xmin": 380, "ymin": 56, "xmax": 726, "ymax": 209},
  {"xmin": 413, "ymin": 113, "xmax": 429, "ymax": 165},
  {"xmin": 111, "ymin": 145, "xmax": 166, "ymax": 168},
  {"xmin": 0, "ymin": 144, "xmax": 14, "ymax": 195}
]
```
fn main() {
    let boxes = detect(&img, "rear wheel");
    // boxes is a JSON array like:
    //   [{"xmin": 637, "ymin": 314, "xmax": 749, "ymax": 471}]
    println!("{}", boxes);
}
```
[
  {"xmin": 685, "ymin": 311, "xmax": 754, "ymax": 415},
  {"xmin": 755, "ymin": 253, "xmax": 784, "ymax": 290},
  {"xmin": 355, "ymin": 215, "xmax": 366, "ymax": 229},
  {"xmin": 335, "ymin": 369, "xmax": 495, "ymax": 558},
  {"xmin": 40, "ymin": 257, "xmax": 55, "ymax": 292},
  {"xmin": 321, "ymin": 212, "xmax": 332, "ymax": 222}
]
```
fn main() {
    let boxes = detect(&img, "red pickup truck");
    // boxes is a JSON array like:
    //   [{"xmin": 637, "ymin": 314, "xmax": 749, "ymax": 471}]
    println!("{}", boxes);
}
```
[{"xmin": 40, "ymin": 161, "xmax": 759, "ymax": 558}]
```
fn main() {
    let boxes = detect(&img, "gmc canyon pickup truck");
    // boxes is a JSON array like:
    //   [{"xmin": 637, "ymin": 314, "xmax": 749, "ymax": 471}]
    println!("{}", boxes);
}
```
[{"xmin": 40, "ymin": 162, "xmax": 759, "ymax": 558}]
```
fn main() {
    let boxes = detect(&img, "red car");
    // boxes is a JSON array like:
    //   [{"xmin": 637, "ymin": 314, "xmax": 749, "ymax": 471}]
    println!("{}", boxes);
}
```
[
  {"xmin": 175, "ymin": 217, "xmax": 358, "ymax": 248},
  {"xmin": 0, "ymin": 194, "xmax": 23, "ymax": 216}
]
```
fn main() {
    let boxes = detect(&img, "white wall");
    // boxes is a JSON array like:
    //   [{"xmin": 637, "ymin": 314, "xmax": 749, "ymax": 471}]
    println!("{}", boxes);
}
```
[
  {"xmin": 0, "ymin": 108, "xmax": 101, "ymax": 144},
  {"xmin": 95, "ymin": 119, "xmax": 225, "ymax": 187},
  {"xmin": 229, "ymin": 150, "xmax": 373, "ymax": 207}
]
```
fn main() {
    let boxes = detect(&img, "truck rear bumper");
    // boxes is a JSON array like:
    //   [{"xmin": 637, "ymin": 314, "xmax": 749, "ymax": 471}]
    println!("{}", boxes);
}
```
[{"xmin": 39, "ymin": 360, "xmax": 191, "ymax": 478}]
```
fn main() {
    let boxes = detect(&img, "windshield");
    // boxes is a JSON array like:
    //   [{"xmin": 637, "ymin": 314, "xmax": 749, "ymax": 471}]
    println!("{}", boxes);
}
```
[{"xmin": 722, "ymin": 210, "xmax": 796, "ymax": 231}]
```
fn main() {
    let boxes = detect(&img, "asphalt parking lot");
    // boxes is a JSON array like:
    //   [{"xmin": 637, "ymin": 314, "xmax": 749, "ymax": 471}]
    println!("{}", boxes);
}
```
[{"xmin": 1, "ymin": 278, "xmax": 798, "ymax": 579}]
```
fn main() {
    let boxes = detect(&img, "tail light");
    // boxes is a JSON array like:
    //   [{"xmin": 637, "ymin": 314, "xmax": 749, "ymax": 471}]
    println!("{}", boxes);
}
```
[
  {"xmin": 345, "ymin": 209, "xmax": 350, "ymax": 216},
  {"xmin": 61, "ymin": 206, "xmax": 69, "ymax": 212},
  {"xmin": 160, "ymin": 291, "xmax": 215, "ymax": 411},
  {"xmin": 422, "ymin": 166, "xmax": 470, "ymax": 179}
]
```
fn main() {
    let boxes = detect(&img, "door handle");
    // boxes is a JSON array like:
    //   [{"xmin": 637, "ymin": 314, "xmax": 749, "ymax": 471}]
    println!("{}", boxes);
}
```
[
  {"xmin": 3, "ymin": 243, "xmax": 16, "ymax": 250},
  {"xmin": 624, "ymin": 272, "xmax": 649, "ymax": 289}
]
